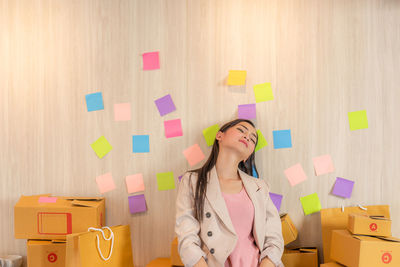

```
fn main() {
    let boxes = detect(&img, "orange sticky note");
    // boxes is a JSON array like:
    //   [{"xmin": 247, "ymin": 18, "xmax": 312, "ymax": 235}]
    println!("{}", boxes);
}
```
[
  {"xmin": 227, "ymin": 70, "xmax": 247, "ymax": 85},
  {"xmin": 284, "ymin": 163, "xmax": 307, "ymax": 186},
  {"xmin": 183, "ymin": 144, "xmax": 205, "ymax": 166},
  {"xmin": 114, "ymin": 103, "xmax": 131, "ymax": 121},
  {"xmin": 96, "ymin": 173, "xmax": 116, "ymax": 194},
  {"xmin": 312, "ymin": 154, "xmax": 334, "ymax": 176},
  {"xmin": 126, "ymin": 173, "xmax": 145, "ymax": 193}
]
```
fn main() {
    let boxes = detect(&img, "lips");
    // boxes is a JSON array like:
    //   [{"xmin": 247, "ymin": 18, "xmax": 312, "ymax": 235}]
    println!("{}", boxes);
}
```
[{"xmin": 239, "ymin": 140, "xmax": 248, "ymax": 147}]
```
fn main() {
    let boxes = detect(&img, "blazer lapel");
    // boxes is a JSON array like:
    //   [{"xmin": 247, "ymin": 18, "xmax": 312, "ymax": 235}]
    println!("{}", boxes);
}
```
[
  {"xmin": 239, "ymin": 169, "xmax": 264, "ymax": 251},
  {"xmin": 205, "ymin": 167, "xmax": 236, "ymax": 235}
]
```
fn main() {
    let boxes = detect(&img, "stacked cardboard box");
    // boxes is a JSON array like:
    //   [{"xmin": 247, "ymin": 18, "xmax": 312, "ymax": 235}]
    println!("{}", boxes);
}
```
[
  {"xmin": 14, "ymin": 194, "xmax": 105, "ymax": 267},
  {"xmin": 329, "ymin": 213, "xmax": 400, "ymax": 267}
]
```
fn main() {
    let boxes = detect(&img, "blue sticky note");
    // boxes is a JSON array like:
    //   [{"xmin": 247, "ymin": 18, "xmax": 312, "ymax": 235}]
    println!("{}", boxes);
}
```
[
  {"xmin": 85, "ymin": 92, "xmax": 104, "ymax": 112},
  {"xmin": 252, "ymin": 166, "xmax": 258, "ymax": 178},
  {"xmin": 273, "ymin": 130, "xmax": 292, "ymax": 149},
  {"xmin": 132, "ymin": 135, "xmax": 149, "ymax": 153}
]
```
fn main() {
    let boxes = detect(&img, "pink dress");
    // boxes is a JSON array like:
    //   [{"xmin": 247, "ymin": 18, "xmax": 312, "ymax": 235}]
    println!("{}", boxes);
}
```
[{"xmin": 222, "ymin": 187, "xmax": 260, "ymax": 267}]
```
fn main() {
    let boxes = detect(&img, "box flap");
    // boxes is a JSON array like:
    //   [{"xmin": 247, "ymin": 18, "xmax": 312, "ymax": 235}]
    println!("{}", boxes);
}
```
[
  {"xmin": 70, "ymin": 200, "xmax": 100, "ymax": 207},
  {"xmin": 65, "ymin": 197, "xmax": 103, "ymax": 201}
]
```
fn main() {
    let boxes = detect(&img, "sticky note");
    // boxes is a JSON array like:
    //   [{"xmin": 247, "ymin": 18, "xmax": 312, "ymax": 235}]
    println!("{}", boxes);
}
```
[
  {"xmin": 154, "ymin": 94, "xmax": 176, "ymax": 116},
  {"xmin": 183, "ymin": 144, "xmax": 205, "ymax": 166},
  {"xmin": 142, "ymin": 51, "xmax": 160, "ymax": 70},
  {"xmin": 91, "ymin": 136, "xmax": 113, "ymax": 159},
  {"xmin": 227, "ymin": 70, "xmax": 246, "ymax": 85},
  {"xmin": 253, "ymin": 83, "xmax": 274, "ymax": 103},
  {"xmin": 255, "ymin": 129, "xmax": 268, "ymax": 152},
  {"xmin": 203, "ymin": 124, "xmax": 220, "ymax": 146},
  {"xmin": 178, "ymin": 175, "xmax": 183, "ymax": 182},
  {"xmin": 96, "ymin": 173, "xmax": 116, "ymax": 194},
  {"xmin": 252, "ymin": 166, "xmax": 258, "ymax": 178},
  {"xmin": 313, "ymin": 154, "xmax": 334, "ymax": 176},
  {"xmin": 114, "ymin": 103, "xmax": 131, "ymax": 121},
  {"xmin": 238, "ymin": 104, "xmax": 256, "ymax": 120},
  {"xmin": 126, "ymin": 173, "xmax": 145, "ymax": 194},
  {"xmin": 85, "ymin": 92, "xmax": 104, "ymax": 112},
  {"xmin": 348, "ymin": 110, "xmax": 368, "ymax": 130},
  {"xmin": 38, "ymin": 197, "xmax": 57, "ymax": 203},
  {"xmin": 128, "ymin": 194, "xmax": 147, "ymax": 214},
  {"xmin": 273, "ymin": 130, "xmax": 292, "ymax": 149},
  {"xmin": 284, "ymin": 163, "xmax": 307, "ymax": 186},
  {"xmin": 300, "ymin": 193, "xmax": 321, "ymax": 215},
  {"xmin": 164, "ymin": 119, "xmax": 183, "ymax": 138},
  {"xmin": 156, "ymin": 172, "xmax": 175, "ymax": 191},
  {"xmin": 332, "ymin": 177, "xmax": 354, "ymax": 198},
  {"xmin": 132, "ymin": 135, "xmax": 149, "ymax": 153},
  {"xmin": 269, "ymin": 193, "xmax": 283, "ymax": 212}
]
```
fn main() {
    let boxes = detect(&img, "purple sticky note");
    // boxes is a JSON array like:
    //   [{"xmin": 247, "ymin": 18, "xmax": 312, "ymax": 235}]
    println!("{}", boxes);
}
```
[
  {"xmin": 128, "ymin": 194, "xmax": 147, "ymax": 214},
  {"xmin": 38, "ymin": 197, "xmax": 58, "ymax": 203},
  {"xmin": 238, "ymin": 104, "xmax": 256, "ymax": 120},
  {"xmin": 269, "ymin": 193, "xmax": 283, "ymax": 212},
  {"xmin": 154, "ymin": 94, "xmax": 176, "ymax": 116},
  {"xmin": 142, "ymin": 51, "xmax": 160, "ymax": 70},
  {"xmin": 178, "ymin": 175, "xmax": 183, "ymax": 182},
  {"xmin": 332, "ymin": 177, "xmax": 354, "ymax": 198}
]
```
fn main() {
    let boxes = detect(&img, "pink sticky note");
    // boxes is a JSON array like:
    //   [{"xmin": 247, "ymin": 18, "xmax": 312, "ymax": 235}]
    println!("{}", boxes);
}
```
[
  {"xmin": 96, "ymin": 173, "xmax": 116, "ymax": 194},
  {"xmin": 114, "ymin": 103, "xmax": 131, "ymax": 121},
  {"xmin": 142, "ymin": 51, "xmax": 160, "ymax": 70},
  {"xmin": 183, "ymin": 144, "xmax": 205, "ymax": 166},
  {"xmin": 126, "ymin": 173, "xmax": 145, "ymax": 194},
  {"xmin": 164, "ymin": 119, "xmax": 183, "ymax": 138},
  {"xmin": 38, "ymin": 197, "xmax": 57, "ymax": 203},
  {"xmin": 284, "ymin": 163, "xmax": 307, "ymax": 186},
  {"xmin": 312, "ymin": 154, "xmax": 334, "ymax": 176}
]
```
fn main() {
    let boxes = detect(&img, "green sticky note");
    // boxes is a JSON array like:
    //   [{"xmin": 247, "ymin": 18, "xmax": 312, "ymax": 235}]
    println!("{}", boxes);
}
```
[
  {"xmin": 300, "ymin": 193, "xmax": 321, "ymax": 215},
  {"xmin": 253, "ymin": 83, "xmax": 274, "ymax": 103},
  {"xmin": 91, "ymin": 136, "xmax": 113, "ymax": 159},
  {"xmin": 255, "ymin": 130, "xmax": 268, "ymax": 152},
  {"xmin": 348, "ymin": 110, "xmax": 368, "ymax": 131},
  {"xmin": 156, "ymin": 172, "xmax": 175, "ymax": 191},
  {"xmin": 203, "ymin": 124, "xmax": 220, "ymax": 146}
]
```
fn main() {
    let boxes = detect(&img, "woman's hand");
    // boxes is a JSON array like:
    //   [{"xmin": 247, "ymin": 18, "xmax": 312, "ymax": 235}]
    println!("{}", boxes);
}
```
[
  {"xmin": 260, "ymin": 257, "xmax": 276, "ymax": 267},
  {"xmin": 194, "ymin": 257, "xmax": 208, "ymax": 267}
]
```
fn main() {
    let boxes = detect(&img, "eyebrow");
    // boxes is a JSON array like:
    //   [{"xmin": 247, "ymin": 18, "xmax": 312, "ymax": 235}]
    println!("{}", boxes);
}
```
[{"xmin": 238, "ymin": 124, "xmax": 258, "ymax": 139}]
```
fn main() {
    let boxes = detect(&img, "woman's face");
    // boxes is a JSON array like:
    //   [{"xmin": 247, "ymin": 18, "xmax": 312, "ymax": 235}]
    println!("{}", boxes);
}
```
[{"xmin": 216, "ymin": 121, "xmax": 258, "ymax": 161}]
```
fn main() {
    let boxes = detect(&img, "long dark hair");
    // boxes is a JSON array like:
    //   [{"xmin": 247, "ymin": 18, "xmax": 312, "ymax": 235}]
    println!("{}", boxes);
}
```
[{"xmin": 189, "ymin": 119, "xmax": 259, "ymax": 222}]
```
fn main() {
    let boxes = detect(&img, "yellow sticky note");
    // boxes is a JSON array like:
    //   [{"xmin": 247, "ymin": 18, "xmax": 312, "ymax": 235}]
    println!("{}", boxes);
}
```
[
  {"xmin": 91, "ymin": 136, "xmax": 113, "ymax": 159},
  {"xmin": 348, "ymin": 110, "xmax": 368, "ymax": 131},
  {"xmin": 255, "ymin": 129, "xmax": 268, "ymax": 152},
  {"xmin": 156, "ymin": 172, "xmax": 175, "ymax": 191},
  {"xmin": 203, "ymin": 124, "xmax": 220, "ymax": 147},
  {"xmin": 227, "ymin": 70, "xmax": 247, "ymax": 85},
  {"xmin": 253, "ymin": 83, "xmax": 274, "ymax": 102},
  {"xmin": 300, "ymin": 193, "xmax": 321, "ymax": 215}
]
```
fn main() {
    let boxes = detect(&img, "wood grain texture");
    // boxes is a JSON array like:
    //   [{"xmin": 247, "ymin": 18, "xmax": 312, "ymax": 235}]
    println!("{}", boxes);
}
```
[{"xmin": 1, "ymin": 0, "xmax": 399, "ymax": 266}]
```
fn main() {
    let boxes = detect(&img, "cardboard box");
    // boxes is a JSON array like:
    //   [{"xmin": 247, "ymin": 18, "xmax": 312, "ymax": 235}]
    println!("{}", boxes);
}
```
[
  {"xmin": 281, "ymin": 248, "xmax": 318, "ymax": 267},
  {"xmin": 15, "ymin": 195, "xmax": 105, "ymax": 240},
  {"xmin": 280, "ymin": 213, "xmax": 298, "ymax": 245},
  {"xmin": 320, "ymin": 262, "xmax": 345, "ymax": 267},
  {"xmin": 348, "ymin": 213, "xmax": 391, "ymax": 237},
  {"xmin": 27, "ymin": 240, "xmax": 66, "ymax": 267},
  {"xmin": 331, "ymin": 229, "xmax": 400, "ymax": 267},
  {"xmin": 171, "ymin": 237, "xmax": 183, "ymax": 266},
  {"xmin": 146, "ymin": 258, "xmax": 172, "ymax": 267}
]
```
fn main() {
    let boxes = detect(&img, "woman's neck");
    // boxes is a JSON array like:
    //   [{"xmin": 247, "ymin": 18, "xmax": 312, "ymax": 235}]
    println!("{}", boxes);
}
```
[{"xmin": 215, "ymin": 149, "xmax": 241, "ymax": 181}]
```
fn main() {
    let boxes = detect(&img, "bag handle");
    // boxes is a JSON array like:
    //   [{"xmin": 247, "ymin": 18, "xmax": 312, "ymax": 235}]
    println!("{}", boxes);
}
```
[{"xmin": 88, "ymin": 226, "xmax": 114, "ymax": 261}]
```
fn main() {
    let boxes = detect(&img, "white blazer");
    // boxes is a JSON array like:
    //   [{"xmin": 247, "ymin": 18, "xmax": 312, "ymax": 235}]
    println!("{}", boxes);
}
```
[{"xmin": 175, "ymin": 166, "xmax": 284, "ymax": 267}]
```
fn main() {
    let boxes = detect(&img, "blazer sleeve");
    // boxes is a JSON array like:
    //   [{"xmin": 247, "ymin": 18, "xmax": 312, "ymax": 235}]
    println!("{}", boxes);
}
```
[
  {"xmin": 175, "ymin": 172, "xmax": 206, "ymax": 266},
  {"xmin": 259, "ymin": 180, "xmax": 285, "ymax": 267}
]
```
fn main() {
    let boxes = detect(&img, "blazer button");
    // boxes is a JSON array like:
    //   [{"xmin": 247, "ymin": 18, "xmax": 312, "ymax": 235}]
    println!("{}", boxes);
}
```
[
  {"xmin": 206, "ymin": 212, "xmax": 211, "ymax": 218},
  {"xmin": 207, "ymin": 231, "xmax": 212, "ymax": 237},
  {"xmin": 210, "ymin": 248, "xmax": 215, "ymax": 254}
]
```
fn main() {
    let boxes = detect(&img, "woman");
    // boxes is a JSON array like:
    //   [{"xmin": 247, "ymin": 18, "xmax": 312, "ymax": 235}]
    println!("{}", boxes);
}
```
[{"xmin": 175, "ymin": 119, "xmax": 284, "ymax": 267}]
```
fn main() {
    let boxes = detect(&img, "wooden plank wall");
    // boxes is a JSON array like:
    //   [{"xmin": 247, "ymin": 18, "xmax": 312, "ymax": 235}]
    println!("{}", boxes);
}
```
[{"xmin": 1, "ymin": 0, "xmax": 399, "ymax": 266}]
